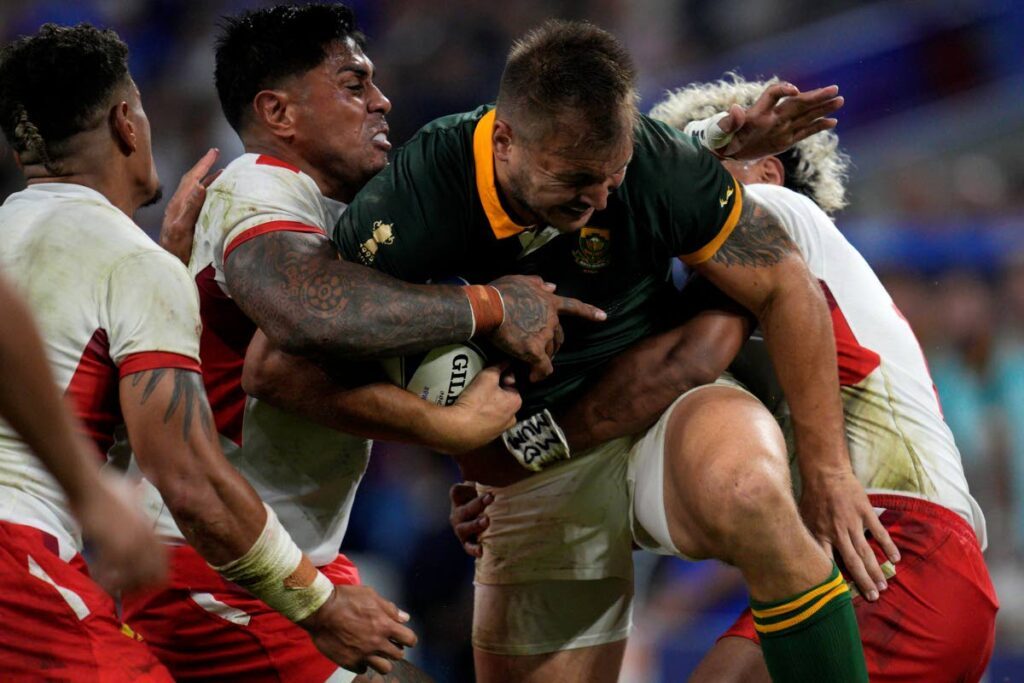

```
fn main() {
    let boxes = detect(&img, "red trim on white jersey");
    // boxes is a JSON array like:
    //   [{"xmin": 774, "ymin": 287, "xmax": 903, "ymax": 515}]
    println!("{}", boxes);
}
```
[
  {"xmin": 64, "ymin": 329, "xmax": 120, "ymax": 454},
  {"xmin": 255, "ymin": 155, "xmax": 301, "ymax": 173},
  {"xmin": 195, "ymin": 265, "xmax": 255, "ymax": 445},
  {"xmin": 223, "ymin": 220, "xmax": 324, "ymax": 262},
  {"xmin": 119, "ymin": 351, "xmax": 201, "ymax": 378},
  {"xmin": 820, "ymin": 280, "xmax": 881, "ymax": 386}
]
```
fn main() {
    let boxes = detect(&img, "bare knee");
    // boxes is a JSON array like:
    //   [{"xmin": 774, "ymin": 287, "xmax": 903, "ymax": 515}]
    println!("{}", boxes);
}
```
[
  {"xmin": 663, "ymin": 389, "xmax": 795, "ymax": 560},
  {"xmin": 702, "ymin": 451, "xmax": 794, "ymax": 553}
]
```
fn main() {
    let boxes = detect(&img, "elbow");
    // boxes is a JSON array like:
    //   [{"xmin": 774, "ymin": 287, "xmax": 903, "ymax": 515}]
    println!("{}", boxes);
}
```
[
  {"xmin": 241, "ymin": 352, "xmax": 284, "ymax": 402},
  {"xmin": 663, "ymin": 341, "xmax": 730, "ymax": 394},
  {"xmin": 257, "ymin": 318, "xmax": 316, "ymax": 358},
  {"xmin": 151, "ymin": 472, "xmax": 210, "ymax": 529}
]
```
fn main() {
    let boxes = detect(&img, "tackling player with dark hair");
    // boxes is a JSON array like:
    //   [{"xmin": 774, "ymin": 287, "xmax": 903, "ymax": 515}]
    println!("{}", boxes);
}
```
[{"xmin": 0, "ymin": 22, "xmax": 415, "ymax": 679}]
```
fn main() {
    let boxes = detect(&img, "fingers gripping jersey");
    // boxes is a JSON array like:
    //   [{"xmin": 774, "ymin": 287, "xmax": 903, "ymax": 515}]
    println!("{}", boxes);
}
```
[
  {"xmin": 333, "ymin": 106, "xmax": 742, "ymax": 414},
  {"xmin": 0, "ymin": 183, "xmax": 201, "ymax": 552},
  {"xmin": 140, "ymin": 154, "xmax": 371, "ymax": 566},
  {"xmin": 731, "ymin": 184, "xmax": 986, "ymax": 547}
]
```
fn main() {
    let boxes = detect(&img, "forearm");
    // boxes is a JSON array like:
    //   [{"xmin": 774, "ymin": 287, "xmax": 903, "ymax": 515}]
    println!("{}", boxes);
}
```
[
  {"xmin": 122, "ymin": 369, "xmax": 268, "ymax": 566},
  {"xmin": 0, "ymin": 278, "xmax": 101, "ymax": 510},
  {"xmin": 558, "ymin": 309, "xmax": 750, "ymax": 452},
  {"xmin": 243, "ymin": 331, "xmax": 458, "ymax": 449},
  {"xmin": 226, "ymin": 232, "xmax": 474, "ymax": 361},
  {"xmin": 758, "ymin": 269, "xmax": 848, "ymax": 476}
]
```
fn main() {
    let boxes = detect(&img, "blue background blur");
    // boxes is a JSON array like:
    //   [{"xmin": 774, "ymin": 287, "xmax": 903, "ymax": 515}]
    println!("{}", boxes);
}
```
[{"xmin": 2, "ymin": 1, "xmax": 1023, "ymax": 680}]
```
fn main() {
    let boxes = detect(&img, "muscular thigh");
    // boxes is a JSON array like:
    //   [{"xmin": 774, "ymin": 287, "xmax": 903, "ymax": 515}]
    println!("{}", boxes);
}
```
[{"xmin": 630, "ymin": 384, "xmax": 791, "ymax": 561}]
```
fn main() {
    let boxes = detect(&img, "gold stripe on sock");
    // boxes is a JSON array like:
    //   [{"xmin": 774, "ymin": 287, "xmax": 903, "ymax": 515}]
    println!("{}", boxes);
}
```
[
  {"xmin": 754, "ymin": 583, "xmax": 849, "ymax": 634},
  {"xmin": 751, "ymin": 572, "xmax": 845, "ymax": 619}
]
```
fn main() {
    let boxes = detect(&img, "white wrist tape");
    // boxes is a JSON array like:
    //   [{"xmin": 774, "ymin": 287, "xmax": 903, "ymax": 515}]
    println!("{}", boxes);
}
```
[
  {"xmin": 684, "ymin": 111, "xmax": 734, "ymax": 152},
  {"xmin": 210, "ymin": 503, "xmax": 332, "ymax": 623},
  {"xmin": 502, "ymin": 409, "xmax": 571, "ymax": 472}
]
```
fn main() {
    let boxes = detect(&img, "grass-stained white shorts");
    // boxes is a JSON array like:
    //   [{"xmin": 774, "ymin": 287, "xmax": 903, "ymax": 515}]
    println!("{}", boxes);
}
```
[{"xmin": 472, "ymin": 382, "xmax": 751, "ymax": 655}]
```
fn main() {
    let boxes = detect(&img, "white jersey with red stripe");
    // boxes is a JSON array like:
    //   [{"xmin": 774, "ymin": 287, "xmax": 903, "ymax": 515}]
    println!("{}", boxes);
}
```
[
  {"xmin": 733, "ymin": 183, "xmax": 986, "ymax": 547},
  {"xmin": 141, "ymin": 153, "xmax": 371, "ymax": 567},
  {"xmin": 0, "ymin": 183, "xmax": 202, "ymax": 556}
]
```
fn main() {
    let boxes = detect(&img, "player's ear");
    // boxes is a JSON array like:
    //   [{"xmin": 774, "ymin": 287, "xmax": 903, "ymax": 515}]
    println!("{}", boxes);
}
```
[
  {"xmin": 110, "ymin": 101, "xmax": 137, "ymax": 156},
  {"xmin": 253, "ymin": 90, "xmax": 295, "ymax": 139},
  {"xmin": 492, "ymin": 118, "xmax": 514, "ymax": 162},
  {"xmin": 762, "ymin": 156, "xmax": 785, "ymax": 187}
]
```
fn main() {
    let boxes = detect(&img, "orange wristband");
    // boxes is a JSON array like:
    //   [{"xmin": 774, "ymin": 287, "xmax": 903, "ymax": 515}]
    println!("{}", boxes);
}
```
[{"xmin": 464, "ymin": 284, "xmax": 505, "ymax": 336}]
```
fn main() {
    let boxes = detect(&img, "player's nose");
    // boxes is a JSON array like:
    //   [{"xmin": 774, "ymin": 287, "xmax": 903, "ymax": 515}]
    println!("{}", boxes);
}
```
[
  {"xmin": 368, "ymin": 83, "xmax": 391, "ymax": 114},
  {"xmin": 580, "ymin": 185, "xmax": 611, "ymax": 212}
]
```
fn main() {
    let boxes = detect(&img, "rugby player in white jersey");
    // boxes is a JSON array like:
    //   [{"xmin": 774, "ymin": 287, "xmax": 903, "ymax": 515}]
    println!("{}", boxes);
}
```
[
  {"xmin": 0, "ymin": 273, "xmax": 165, "ymax": 595},
  {"xmin": 0, "ymin": 23, "xmax": 417, "ymax": 680},
  {"xmin": 125, "ymin": 6, "xmax": 533, "ymax": 682},
  {"xmin": 453, "ymin": 74, "xmax": 998, "ymax": 681}
]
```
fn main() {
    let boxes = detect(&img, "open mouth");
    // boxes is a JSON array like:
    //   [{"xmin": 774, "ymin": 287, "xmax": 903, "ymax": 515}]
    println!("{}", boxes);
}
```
[
  {"xmin": 561, "ymin": 205, "xmax": 592, "ymax": 219},
  {"xmin": 372, "ymin": 131, "xmax": 391, "ymax": 150}
]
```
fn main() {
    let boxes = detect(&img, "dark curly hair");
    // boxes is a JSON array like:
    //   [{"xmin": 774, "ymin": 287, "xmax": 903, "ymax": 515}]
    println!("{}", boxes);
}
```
[
  {"xmin": 497, "ymin": 20, "xmax": 639, "ymax": 148},
  {"xmin": 215, "ymin": 3, "xmax": 365, "ymax": 134},
  {"xmin": 0, "ymin": 23, "xmax": 130, "ymax": 174}
]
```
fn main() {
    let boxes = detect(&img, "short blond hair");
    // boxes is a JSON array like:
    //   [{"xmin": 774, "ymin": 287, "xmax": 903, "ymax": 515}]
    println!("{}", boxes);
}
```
[{"xmin": 649, "ymin": 73, "xmax": 851, "ymax": 214}]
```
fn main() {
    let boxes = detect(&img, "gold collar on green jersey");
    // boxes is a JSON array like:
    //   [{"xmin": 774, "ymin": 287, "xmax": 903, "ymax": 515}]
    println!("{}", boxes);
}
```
[{"xmin": 473, "ymin": 108, "xmax": 530, "ymax": 240}]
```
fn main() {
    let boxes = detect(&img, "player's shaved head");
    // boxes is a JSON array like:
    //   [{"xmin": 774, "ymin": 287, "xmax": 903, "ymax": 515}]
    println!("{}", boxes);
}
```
[
  {"xmin": 0, "ymin": 23, "xmax": 131, "ymax": 175},
  {"xmin": 496, "ymin": 20, "xmax": 639, "ymax": 152},
  {"xmin": 215, "ymin": 3, "xmax": 366, "ymax": 134}
]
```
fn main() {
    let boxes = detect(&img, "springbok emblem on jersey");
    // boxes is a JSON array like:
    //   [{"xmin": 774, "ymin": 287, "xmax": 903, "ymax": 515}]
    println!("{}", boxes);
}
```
[
  {"xmin": 359, "ymin": 221, "xmax": 396, "ymax": 264},
  {"xmin": 573, "ymin": 227, "xmax": 611, "ymax": 272}
]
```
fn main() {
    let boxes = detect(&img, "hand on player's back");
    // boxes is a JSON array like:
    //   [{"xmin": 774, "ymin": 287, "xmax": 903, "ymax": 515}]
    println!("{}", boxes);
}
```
[
  {"xmin": 160, "ymin": 148, "xmax": 221, "ymax": 264},
  {"xmin": 716, "ymin": 83, "xmax": 844, "ymax": 161},
  {"xmin": 299, "ymin": 584, "xmax": 417, "ymax": 676},
  {"xmin": 437, "ymin": 365, "xmax": 521, "ymax": 455},
  {"xmin": 488, "ymin": 275, "xmax": 606, "ymax": 382}
]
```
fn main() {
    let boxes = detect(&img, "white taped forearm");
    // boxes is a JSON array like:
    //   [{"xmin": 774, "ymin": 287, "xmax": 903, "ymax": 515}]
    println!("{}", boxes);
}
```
[
  {"xmin": 684, "ymin": 111, "xmax": 734, "ymax": 153},
  {"xmin": 209, "ymin": 503, "xmax": 332, "ymax": 623}
]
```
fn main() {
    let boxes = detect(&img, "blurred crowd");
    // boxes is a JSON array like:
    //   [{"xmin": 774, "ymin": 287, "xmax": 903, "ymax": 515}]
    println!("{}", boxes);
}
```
[{"xmin": 2, "ymin": 0, "xmax": 1023, "ymax": 680}]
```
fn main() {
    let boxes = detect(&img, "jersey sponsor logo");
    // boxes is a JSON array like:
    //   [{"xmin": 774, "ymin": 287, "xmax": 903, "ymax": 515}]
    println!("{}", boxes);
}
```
[
  {"xmin": 572, "ymin": 227, "xmax": 611, "ymax": 272},
  {"xmin": 719, "ymin": 184, "xmax": 735, "ymax": 208},
  {"xmin": 358, "ymin": 221, "xmax": 396, "ymax": 265}
]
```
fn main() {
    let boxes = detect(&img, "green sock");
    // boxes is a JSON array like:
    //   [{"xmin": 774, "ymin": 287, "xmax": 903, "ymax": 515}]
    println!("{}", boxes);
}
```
[{"xmin": 750, "ymin": 564, "xmax": 868, "ymax": 683}]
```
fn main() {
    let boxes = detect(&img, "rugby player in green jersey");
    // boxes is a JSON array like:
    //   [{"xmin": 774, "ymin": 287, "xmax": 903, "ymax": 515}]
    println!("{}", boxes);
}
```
[{"xmin": 332, "ymin": 20, "xmax": 880, "ymax": 683}]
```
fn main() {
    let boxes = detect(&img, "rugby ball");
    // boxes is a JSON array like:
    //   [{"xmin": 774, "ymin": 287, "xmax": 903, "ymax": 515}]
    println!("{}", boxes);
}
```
[{"xmin": 382, "ymin": 342, "xmax": 487, "ymax": 406}]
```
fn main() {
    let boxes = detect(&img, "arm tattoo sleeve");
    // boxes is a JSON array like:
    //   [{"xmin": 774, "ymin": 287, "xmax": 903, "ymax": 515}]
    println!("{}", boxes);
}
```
[
  {"xmin": 224, "ymin": 231, "xmax": 474, "ymax": 361},
  {"xmin": 711, "ymin": 197, "xmax": 797, "ymax": 268},
  {"xmin": 132, "ymin": 369, "xmax": 214, "ymax": 442}
]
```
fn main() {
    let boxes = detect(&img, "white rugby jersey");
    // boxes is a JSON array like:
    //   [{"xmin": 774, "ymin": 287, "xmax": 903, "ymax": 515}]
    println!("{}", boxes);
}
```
[
  {"xmin": 141, "ymin": 154, "xmax": 370, "ymax": 566},
  {"xmin": 734, "ymin": 183, "xmax": 986, "ymax": 547},
  {"xmin": 0, "ymin": 183, "xmax": 201, "ymax": 556}
]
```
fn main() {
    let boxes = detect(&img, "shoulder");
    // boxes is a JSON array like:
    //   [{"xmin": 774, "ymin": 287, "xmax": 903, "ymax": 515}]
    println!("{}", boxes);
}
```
[
  {"xmin": 207, "ymin": 153, "xmax": 321, "ymax": 206},
  {"xmin": 624, "ymin": 115, "xmax": 720, "ymax": 197},
  {"xmin": 110, "ymin": 241, "xmax": 193, "ymax": 286},
  {"xmin": 390, "ymin": 107, "xmax": 485, "ymax": 173},
  {"xmin": 744, "ymin": 184, "xmax": 835, "ymax": 233}
]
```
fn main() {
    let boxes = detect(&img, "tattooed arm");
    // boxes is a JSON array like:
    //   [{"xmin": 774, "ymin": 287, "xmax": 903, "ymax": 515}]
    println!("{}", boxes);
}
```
[
  {"xmin": 120, "ymin": 368, "xmax": 267, "ymax": 564},
  {"xmin": 120, "ymin": 367, "xmax": 417, "ymax": 671},
  {"xmin": 692, "ymin": 193, "xmax": 897, "ymax": 597},
  {"xmin": 225, "ymin": 232, "xmax": 604, "ymax": 379}
]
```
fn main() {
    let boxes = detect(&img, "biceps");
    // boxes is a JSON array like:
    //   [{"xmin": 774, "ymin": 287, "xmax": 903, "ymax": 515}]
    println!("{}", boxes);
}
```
[
  {"xmin": 120, "ymin": 368, "xmax": 215, "ymax": 452},
  {"xmin": 223, "ymin": 230, "xmax": 342, "ymax": 331},
  {"xmin": 692, "ymin": 197, "xmax": 806, "ymax": 314}
]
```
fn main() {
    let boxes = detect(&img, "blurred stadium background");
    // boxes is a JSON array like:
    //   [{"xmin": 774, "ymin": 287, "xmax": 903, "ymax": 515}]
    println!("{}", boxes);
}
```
[{"xmin": 2, "ymin": 0, "xmax": 1023, "ymax": 680}]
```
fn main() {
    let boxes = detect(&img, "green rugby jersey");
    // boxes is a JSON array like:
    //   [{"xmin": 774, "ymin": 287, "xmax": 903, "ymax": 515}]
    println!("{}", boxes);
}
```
[{"xmin": 334, "ymin": 105, "xmax": 743, "ymax": 414}]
